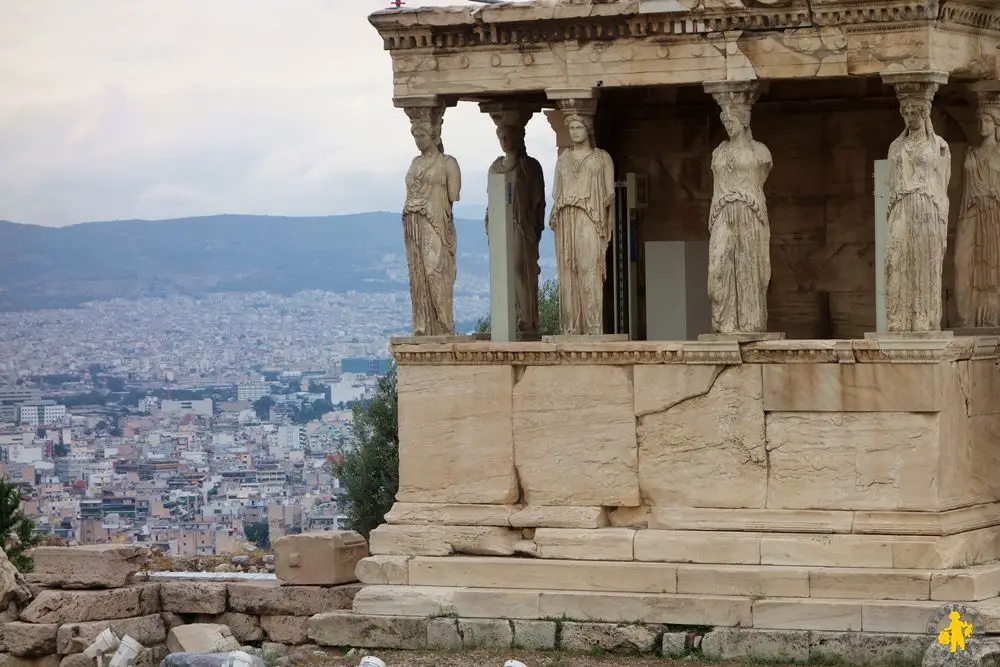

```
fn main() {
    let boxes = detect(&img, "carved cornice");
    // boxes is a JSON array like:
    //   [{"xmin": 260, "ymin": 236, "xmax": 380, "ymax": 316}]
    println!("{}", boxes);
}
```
[
  {"xmin": 387, "ymin": 338, "xmax": 995, "ymax": 365},
  {"xmin": 369, "ymin": 0, "xmax": 968, "ymax": 53}
]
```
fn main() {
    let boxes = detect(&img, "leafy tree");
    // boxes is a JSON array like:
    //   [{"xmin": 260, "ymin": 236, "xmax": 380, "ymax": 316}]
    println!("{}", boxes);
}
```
[
  {"xmin": 0, "ymin": 478, "xmax": 40, "ymax": 572},
  {"xmin": 476, "ymin": 278, "xmax": 560, "ymax": 336},
  {"xmin": 252, "ymin": 396, "xmax": 274, "ymax": 421},
  {"xmin": 244, "ymin": 521, "xmax": 270, "ymax": 549},
  {"xmin": 292, "ymin": 399, "xmax": 335, "ymax": 424},
  {"xmin": 328, "ymin": 366, "xmax": 398, "ymax": 539},
  {"xmin": 52, "ymin": 443, "xmax": 70, "ymax": 458},
  {"xmin": 105, "ymin": 377, "xmax": 126, "ymax": 393}
]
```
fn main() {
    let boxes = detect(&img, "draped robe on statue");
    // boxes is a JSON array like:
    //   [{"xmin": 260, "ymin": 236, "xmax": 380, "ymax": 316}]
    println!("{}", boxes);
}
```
[
  {"xmin": 708, "ymin": 139, "xmax": 772, "ymax": 333},
  {"xmin": 403, "ymin": 151, "xmax": 459, "ymax": 336},
  {"xmin": 549, "ymin": 148, "xmax": 615, "ymax": 335},
  {"xmin": 885, "ymin": 127, "xmax": 951, "ymax": 332},
  {"xmin": 488, "ymin": 153, "xmax": 546, "ymax": 332},
  {"xmin": 956, "ymin": 143, "xmax": 1000, "ymax": 327}
]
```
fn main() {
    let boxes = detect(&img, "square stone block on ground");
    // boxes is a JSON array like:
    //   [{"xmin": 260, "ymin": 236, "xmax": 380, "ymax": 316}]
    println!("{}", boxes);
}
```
[{"xmin": 273, "ymin": 530, "xmax": 368, "ymax": 585}]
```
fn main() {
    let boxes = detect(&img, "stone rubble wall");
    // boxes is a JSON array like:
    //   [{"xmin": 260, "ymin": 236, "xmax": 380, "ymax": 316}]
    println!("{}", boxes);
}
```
[{"xmin": 0, "ymin": 540, "xmax": 364, "ymax": 667}]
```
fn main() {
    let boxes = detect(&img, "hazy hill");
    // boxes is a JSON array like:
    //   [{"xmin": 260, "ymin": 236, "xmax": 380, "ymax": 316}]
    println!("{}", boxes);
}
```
[{"xmin": 0, "ymin": 212, "xmax": 553, "ymax": 312}]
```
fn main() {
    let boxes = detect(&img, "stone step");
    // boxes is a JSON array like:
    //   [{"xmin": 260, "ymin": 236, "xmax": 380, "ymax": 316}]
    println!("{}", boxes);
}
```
[
  {"xmin": 348, "ymin": 584, "xmax": 1000, "ymax": 635},
  {"xmin": 369, "ymin": 555, "xmax": 1000, "ymax": 602},
  {"xmin": 369, "ymin": 523, "xmax": 1000, "ymax": 569}
]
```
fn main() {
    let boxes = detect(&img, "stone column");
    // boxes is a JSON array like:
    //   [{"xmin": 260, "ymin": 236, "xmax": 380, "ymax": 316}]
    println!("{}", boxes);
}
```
[
  {"xmin": 876, "ymin": 72, "xmax": 952, "ymax": 336},
  {"xmin": 543, "ymin": 88, "xmax": 622, "ymax": 339},
  {"xmin": 543, "ymin": 109, "xmax": 573, "ymax": 156},
  {"xmin": 699, "ymin": 80, "xmax": 782, "ymax": 342},
  {"xmin": 480, "ymin": 102, "xmax": 545, "ymax": 340},
  {"xmin": 954, "ymin": 82, "xmax": 1000, "ymax": 332},
  {"xmin": 392, "ymin": 95, "xmax": 463, "ymax": 338}
]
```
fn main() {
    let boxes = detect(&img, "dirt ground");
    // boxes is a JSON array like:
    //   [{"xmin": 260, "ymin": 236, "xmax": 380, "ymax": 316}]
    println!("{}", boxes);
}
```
[{"xmin": 315, "ymin": 648, "xmax": 762, "ymax": 667}]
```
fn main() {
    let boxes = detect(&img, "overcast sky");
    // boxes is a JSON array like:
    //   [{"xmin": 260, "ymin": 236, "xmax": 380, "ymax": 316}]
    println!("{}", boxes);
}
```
[{"xmin": 0, "ymin": 0, "xmax": 557, "ymax": 227}]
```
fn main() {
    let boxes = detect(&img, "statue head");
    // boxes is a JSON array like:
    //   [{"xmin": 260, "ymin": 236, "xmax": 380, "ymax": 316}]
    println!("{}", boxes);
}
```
[
  {"xmin": 565, "ymin": 113, "xmax": 594, "ymax": 148},
  {"xmin": 496, "ymin": 122, "xmax": 526, "ymax": 155},
  {"xmin": 894, "ymin": 81, "xmax": 938, "ymax": 137},
  {"xmin": 976, "ymin": 92, "xmax": 1000, "ymax": 143},
  {"xmin": 720, "ymin": 105, "xmax": 752, "ymax": 140},
  {"xmin": 403, "ymin": 105, "xmax": 444, "ymax": 154}
]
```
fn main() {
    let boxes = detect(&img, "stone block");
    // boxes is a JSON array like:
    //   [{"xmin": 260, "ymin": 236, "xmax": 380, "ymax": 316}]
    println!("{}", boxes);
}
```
[
  {"xmin": 58, "ymin": 656, "xmax": 90, "ymax": 667},
  {"xmin": 227, "ymin": 582, "xmax": 359, "ymax": 615},
  {"xmin": 217, "ymin": 613, "xmax": 263, "ymax": 643},
  {"xmin": 809, "ymin": 568, "xmax": 930, "ymax": 600},
  {"xmin": 560, "ymin": 622, "xmax": 660, "ymax": 653},
  {"xmin": 765, "ymin": 412, "xmax": 940, "ymax": 511},
  {"xmin": 0, "ymin": 656, "xmax": 60, "ymax": 667},
  {"xmin": 930, "ymin": 562, "xmax": 1000, "ymax": 601},
  {"xmin": 56, "ymin": 615, "xmax": 167, "ymax": 655},
  {"xmin": 397, "ymin": 365, "xmax": 518, "ymax": 504},
  {"xmin": 259, "ymin": 616, "xmax": 310, "ymax": 645},
  {"xmin": 273, "ymin": 531, "xmax": 368, "ymax": 586},
  {"xmin": 513, "ymin": 365, "xmax": 638, "ymax": 506},
  {"xmin": 308, "ymin": 612, "xmax": 427, "ymax": 649},
  {"xmin": 452, "ymin": 588, "xmax": 540, "ymax": 619},
  {"xmin": 677, "ymin": 564, "xmax": 808, "ymax": 597},
  {"xmin": 27, "ymin": 545, "xmax": 149, "ymax": 589},
  {"xmin": 861, "ymin": 600, "xmax": 940, "ymax": 633},
  {"xmin": 634, "ymin": 530, "xmax": 760, "ymax": 564},
  {"xmin": 351, "ymin": 585, "xmax": 455, "ymax": 617},
  {"xmin": 368, "ymin": 524, "xmax": 518, "ymax": 557},
  {"xmin": 650, "ymin": 506, "xmax": 854, "ymax": 533},
  {"xmin": 532, "ymin": 528, "xmax": 635, "ymax": 560},
  {"xmin": 637, "ymin": 365, "xmax": 767, "ymax": 509},
  {"xmin": 511, "ymin": 620, "xmax": 556, "ymax": 650},
  {"xmin": 426, "ymin": 618, "xmax": 461, "ymax": 650},
  {"xmin": 457, "ymin": 619, "xmax": 513, "ymax": 649},
  {"xmin": 355, "ymin": 556, "xmax": 410, "ymax": 585},
  {"xmin": 385, "ymin": 503, "xmax": 515, "ymax": 526},
  {"xmin": 661, "ymin": 632, "xmax": 688, "ymax": 657},
  {"xmin": 166, "ymin": 624, "xmax": 239, "ymax": 654},
  {"xmin": 807, "ymin": 631, "xmax": 926, "ymax": 665},
  {"xmin": 407, "ymin": 556, "xmax": 678, "ymax": 594},
  {"xmin": 2, "ymin": 624, "xmax": 56, "ymax": 658},
  {"xmin": 701, "ymin": 628, "xmax": 810, "ymax": 662},
  {"xmin": 509, "ymin": 506, "xmax": 608, "ymax": 529},
  {"xmin": 762, "ymin": 363, "xmax": 941, "ymax": 412},
  {"xmin": 134, "ymin": 645, "xmax": 169, "ymax": 667},
  {"xmin": 752, "ymin": 599, "xmax": 862, "ymax": 631},
  {"xmin": 21, "ymin": 585, "xmax": 160, "ymax": 624},
  {"xmin": 761, "ymin": 534, "xmax": 894, "ymax": 567},
  {"xmin": 160, "ymin": 582, "xmax": 227, "ymax": 614},
  {"xmin": 538, "ymin": 591, "xmax": 752, "ymax": 626}
]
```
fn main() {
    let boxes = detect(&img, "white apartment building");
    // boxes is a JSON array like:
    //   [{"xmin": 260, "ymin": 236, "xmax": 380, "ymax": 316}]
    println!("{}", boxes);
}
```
[
  {"xmin": 160, "ymin": 399, "xmax": 213, "ymax": 417},
  {"xmin": 18, "ymin": 402, "xmax": 67, "ymax": 426},
  {"xmin": 236, "ymin": 379, "xmax": 267, "ymax": 402}
]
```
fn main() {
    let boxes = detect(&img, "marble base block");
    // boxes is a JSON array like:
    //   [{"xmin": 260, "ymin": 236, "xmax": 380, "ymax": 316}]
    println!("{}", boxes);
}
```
[{"xmin": 698, "ymin": 332, "xmax": 786, "ymax": 342}]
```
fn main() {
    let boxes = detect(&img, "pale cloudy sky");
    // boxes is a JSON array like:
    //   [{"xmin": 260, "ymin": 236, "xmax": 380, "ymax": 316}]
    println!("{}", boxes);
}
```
[{"xmin": 0, "ymin": 0, "xmax": 557, "ymax": 227}]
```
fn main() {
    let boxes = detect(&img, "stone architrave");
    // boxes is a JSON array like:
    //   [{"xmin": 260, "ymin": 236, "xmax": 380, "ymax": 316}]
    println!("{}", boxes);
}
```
[
  {"xmin": 882, "ymin": 72, "xmax": 951, "ymax": 332},
  {"xmin": 396, "ymin": 96, "xmax": 463, "ymax": 336},
  {"xmin": 955, "ymin": 84, "xmax": 1000, "ymax": 328},
  {"xmin": 481, "ymin": 102, "xmax": 546, "ymax": 335},
  {"xmin": 704, "ymin": 80, "xmax": 773, "ymax": 335},
  {"xmin": 547, "ymin": 89, "xmax": 615, "ymax": 336}
]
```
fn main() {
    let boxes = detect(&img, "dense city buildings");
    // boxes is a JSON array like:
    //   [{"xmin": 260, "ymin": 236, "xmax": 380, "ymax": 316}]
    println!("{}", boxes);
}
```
[{"xmin": 0, "ymin": 291, "xmax": 406, "ymax": 556}]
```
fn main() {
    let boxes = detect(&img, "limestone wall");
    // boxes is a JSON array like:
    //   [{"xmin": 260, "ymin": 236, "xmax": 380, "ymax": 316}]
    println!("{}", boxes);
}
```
[
  {"xmin": 384, "ymin": 336, "xmax": 1000, "ymax": 569},
  {"xmin": 603, "ymin": 80, "xmax": 973, "ymax": 338}
]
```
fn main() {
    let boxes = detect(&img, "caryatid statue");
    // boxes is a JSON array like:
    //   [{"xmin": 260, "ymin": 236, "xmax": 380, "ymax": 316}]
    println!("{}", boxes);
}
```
[
  {"xmin": 955, "ymin": 88, "xmax": 1000, "ymax": 328},
  {"xmin": 400, "ymin": 102, "xmax": 462, "ymax": 336},
  {"xmin": 704, "ymin": 81, "xmax": 773, "ymax": 334},
  {"xmin": 549, "ymin": 98, "xmax": 615, "ymax": 335},
  {"xmin": 883, "ymin": 73, "xmax": 951, "ymax": 332},
  {"xmin": 482, "ymin": 104, "xmax": 546, "ymax": 334}
]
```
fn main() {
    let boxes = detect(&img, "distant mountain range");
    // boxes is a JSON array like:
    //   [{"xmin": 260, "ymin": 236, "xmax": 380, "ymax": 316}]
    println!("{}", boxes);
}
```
[{"xmin": 0, "ymin": 212, "xmax": 556, "ymax": 312}]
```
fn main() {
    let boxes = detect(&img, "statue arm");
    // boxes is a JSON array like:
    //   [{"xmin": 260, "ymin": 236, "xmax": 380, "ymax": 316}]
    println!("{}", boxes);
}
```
[
  {"xmin": 446, "ymin": 156, "xmax": 462, "ymax": 203},
  {"xmin": 549, "ymin": 159, "xmax": 563, "ymax": 229},
  {"xmin": 602, "ymin": 150, "xmax": 615, "ymax": 243}
]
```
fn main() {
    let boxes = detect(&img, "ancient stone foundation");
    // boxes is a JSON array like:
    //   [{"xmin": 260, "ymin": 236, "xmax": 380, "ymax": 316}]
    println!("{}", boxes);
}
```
[{"xmin": 320, "ymin": 336, "xmax": 1000, "ymax": 659}]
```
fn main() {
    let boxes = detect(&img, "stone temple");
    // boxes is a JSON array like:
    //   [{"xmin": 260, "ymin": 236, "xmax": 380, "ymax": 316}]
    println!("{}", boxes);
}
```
[{"xmin": 323, "ymin": 0, "xmax": 1000, "ymax": 660}]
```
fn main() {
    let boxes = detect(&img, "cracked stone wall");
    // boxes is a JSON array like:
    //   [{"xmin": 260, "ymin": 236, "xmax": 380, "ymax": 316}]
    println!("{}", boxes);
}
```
[{"xmin": 605, "ymin": 81, "xmax": 970, "ymax": 338}]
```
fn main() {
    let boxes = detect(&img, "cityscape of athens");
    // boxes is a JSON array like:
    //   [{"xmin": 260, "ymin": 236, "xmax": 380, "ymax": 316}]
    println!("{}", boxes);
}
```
[{"xmin": 4, "ymin": 1, "xmax": 1000, "ymax": 666}]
